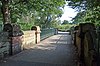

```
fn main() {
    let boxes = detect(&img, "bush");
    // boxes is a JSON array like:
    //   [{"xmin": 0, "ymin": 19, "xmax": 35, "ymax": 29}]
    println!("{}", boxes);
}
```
[
  {"xmin": 57, "ymin": 24, "xmax": 73, "ymax": 32},
  {"xmin": 18, "ymin": 22, "xmax": 33, "ymax": 31}
]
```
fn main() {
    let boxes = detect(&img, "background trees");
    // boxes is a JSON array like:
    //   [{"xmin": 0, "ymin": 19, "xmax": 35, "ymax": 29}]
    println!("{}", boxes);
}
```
[
  {"xmin": 1, "ymin": 0, "xmax": 99, "ymax": 30},
  {"xmin": 61, "ymin": 20, "xmax": 69, "ymax": 25},
  {"xmin": 67, "ymin": 0, "xmax": 100, "ymax": 26},
  {"xmin": 0, "ymin": 0, "xmax": 66, "ymax": 30},
  {"xmin": 57, "ymin": 20, "xmax": 74, "ymax": 32}
]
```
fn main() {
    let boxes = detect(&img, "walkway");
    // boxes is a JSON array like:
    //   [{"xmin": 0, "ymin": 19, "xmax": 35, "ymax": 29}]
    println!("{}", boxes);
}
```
[{"xmin": 0, "ymin": 32, "xmax": 77, "ymax": 66}]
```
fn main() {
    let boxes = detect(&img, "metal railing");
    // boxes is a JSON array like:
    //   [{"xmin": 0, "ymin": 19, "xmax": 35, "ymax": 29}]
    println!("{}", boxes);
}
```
[{"xmin": 40, "ymin": 28, "xmax": 57, "ymax": 40}]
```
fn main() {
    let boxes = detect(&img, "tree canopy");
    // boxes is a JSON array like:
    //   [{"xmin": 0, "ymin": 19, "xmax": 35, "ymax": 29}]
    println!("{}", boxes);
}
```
[
  {"xmin": 67, "ymin": 0, "xmax": 100, "ymax": 26},
  {"xmin": 62, "ymin": 20, "xmax": 69, "ymax": 25},
  {"xmin": 0, "ymin": 0, "xmax": 66, "ymax": 29}
]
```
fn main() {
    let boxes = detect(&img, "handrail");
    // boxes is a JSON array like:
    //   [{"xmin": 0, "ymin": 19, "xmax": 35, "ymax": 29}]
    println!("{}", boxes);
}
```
[{"xmin": 40, "ymin": 28, "xmax": 57, "ymax": 40}]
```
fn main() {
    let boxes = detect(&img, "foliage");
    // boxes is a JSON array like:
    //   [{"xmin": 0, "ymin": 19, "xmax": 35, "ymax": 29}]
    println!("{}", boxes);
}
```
[
  {"xmin": 85, "ymin": 6, "xmax": 100, "ymax": 25},
  {"xmin": 0, "ymin": 0, "xmax": 66, "ymax": 30},
  {"xmin": 9, "ymin": 0, "xmax": 66, "ymax": 23},
  {"xmin": 72, "ymin": 11, "xmax": 86, "ymax": 24},
  {"xmin": 18, "ymin": 23, "xmax": 32, "ymax": 31},
  {"xmin": 67, "ymin": 0, "xmax": 100, "ymax": 11},
  {"xmin": 67, "ymin": 0, "xmax": 100, "ymax": 26},
  {"xmin": 58, "ymin": 24, "xmax": 74, "ymax": 31},
  {"xmin": 61, "ymin": 20, "xmax": 69, "ymax": 25}
]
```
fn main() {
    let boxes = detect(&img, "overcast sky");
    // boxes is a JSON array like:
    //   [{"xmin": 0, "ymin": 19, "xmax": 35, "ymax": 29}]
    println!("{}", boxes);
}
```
[{"xmin": 60, "ymin": 4, "xmax": 78, "ymax": 22}]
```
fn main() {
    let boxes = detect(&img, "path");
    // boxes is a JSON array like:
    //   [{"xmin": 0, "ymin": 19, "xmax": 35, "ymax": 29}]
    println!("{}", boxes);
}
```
[{"xmin": 0, "ymin": 32, "xmax": 77, "ymax": 66}]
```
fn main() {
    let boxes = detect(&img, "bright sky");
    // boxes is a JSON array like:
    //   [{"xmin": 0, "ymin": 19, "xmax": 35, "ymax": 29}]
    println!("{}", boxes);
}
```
[{"xmin": 60, "ymin": 5, "xmax": 78, "ymax": 22}]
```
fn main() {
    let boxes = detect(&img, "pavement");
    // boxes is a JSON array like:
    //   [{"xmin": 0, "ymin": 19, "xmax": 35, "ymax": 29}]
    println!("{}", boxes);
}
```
[{"xmin": 0, "ymin": 32, "xmax": 77, "ymax": 66}]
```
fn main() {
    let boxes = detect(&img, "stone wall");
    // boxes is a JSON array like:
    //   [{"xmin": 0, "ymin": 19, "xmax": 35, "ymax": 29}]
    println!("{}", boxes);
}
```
[
  {"xmin": 11, "ymin": 36, "xmax": 23, "ymax": 55},
  {"xmin": 22, "ymin": 31, "xmax": 36, "ymax": 49},
  {"xmin": 0, "ymin": 30, "xmax": 37, "ymax": 58},
  {"xmin": 72, "ymin": 23, "xmax": 97, "ymax": 66},
  {"xmin": 0, "ymin": 26, "xmax": 56, "ymax": 58},
  {"xmin": 0, "ymin": 32, "xmax": 10, "ymax": 59}
]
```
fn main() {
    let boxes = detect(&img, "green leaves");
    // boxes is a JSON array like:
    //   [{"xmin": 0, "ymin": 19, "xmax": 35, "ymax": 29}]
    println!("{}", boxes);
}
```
[
  {"xmin": 68, "ymin": 0, "xmax": 100, "ymax": 26},
  {"xmin": 0, "ymin": 0, "xmax": 66, "ymax": 29},
  {"xmin": 9, "ymin": 0, "xmax": 65, "ymax": 21},
  {"xmin": 62, "ymin": 20, "xmax": 69, "ymax": 25}
]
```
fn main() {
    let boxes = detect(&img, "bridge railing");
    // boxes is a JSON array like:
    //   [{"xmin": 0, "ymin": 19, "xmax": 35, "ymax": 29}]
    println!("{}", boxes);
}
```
[{"xmin": 40, "ymin": 28, "xmax": 57, "ymax": 40}]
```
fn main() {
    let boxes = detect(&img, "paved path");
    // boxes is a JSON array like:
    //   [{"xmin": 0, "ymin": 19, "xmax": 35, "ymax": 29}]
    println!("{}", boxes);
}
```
[{"xmin": 0, "ymin": 32, "xmax": 77, "ymax": 66}]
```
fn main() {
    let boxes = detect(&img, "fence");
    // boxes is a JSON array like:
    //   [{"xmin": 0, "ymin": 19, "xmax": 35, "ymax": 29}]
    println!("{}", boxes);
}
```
[{"xmin": 40, "ymin": 28, "xmax": 57, "ymax": 40}]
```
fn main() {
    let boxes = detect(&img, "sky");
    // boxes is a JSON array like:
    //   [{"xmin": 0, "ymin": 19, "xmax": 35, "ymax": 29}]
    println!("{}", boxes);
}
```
[{"xmin": 60, "ymin": 4, "xmax": 78, "ymax": 22}]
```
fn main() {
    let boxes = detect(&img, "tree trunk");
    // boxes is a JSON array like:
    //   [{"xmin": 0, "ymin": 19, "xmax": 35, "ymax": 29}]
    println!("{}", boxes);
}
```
[{"xmin": 1, "ymin": 0, "xmax": 11, "ymax": 24}]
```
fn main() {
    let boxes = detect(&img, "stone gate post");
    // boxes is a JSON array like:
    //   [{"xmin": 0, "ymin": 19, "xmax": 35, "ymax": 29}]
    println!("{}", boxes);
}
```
[{"xmin": 31, "ymin": 26, "xmax": 41, "ymax": 44}]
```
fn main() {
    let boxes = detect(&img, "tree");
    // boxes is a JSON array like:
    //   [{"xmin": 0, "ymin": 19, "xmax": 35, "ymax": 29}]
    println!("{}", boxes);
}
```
[
  {"xmin": 67, "ymin": 0, "xmax": 100, "ymax": 11},
  {"xmin": 72, "ymin": 11, "xmax": 86, "ymax": 24},
  {"xmin": 67, "ymin": 0, "xmax": 100, "ymax": 26},
  {"xmin": 1, "ymin": 0, "xmax": 11, "ymax": 24},
  {"xmin": 62, "ymin": 20, "xmax": 69, "ymax": 25},
  {"xmin": 0, "ymin": 0, "xmax": 66, "ymax": 29}
]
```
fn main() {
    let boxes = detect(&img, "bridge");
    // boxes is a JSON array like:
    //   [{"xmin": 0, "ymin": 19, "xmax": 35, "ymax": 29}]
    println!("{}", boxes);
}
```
[
  {"xmin": 0, "ymin": 0, "xmax": 99, "ymax": 66},
  {"xmin": 0, "ymin": 23, "xmax": 99, "ymax": 66},
  {"xmin": 0, "ymin": 31, "xmax": 77, "ymax": 66}
]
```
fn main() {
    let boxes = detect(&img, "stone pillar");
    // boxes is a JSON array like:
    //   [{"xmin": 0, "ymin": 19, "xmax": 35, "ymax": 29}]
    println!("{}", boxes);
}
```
[
  {"xmin": 11, "ymin": 36, "xmax": 23, "ymax": 55},
  {"xmin": 31, "ymin": 26, "xmax": 41, "ymax": 44},
  {"xmin": 54, "ymin": 28, "xmax": 58, "ymax": 35},
  {"xmin": 3, "ymin": 23, "xmax": 23, "ymax": 55}
]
